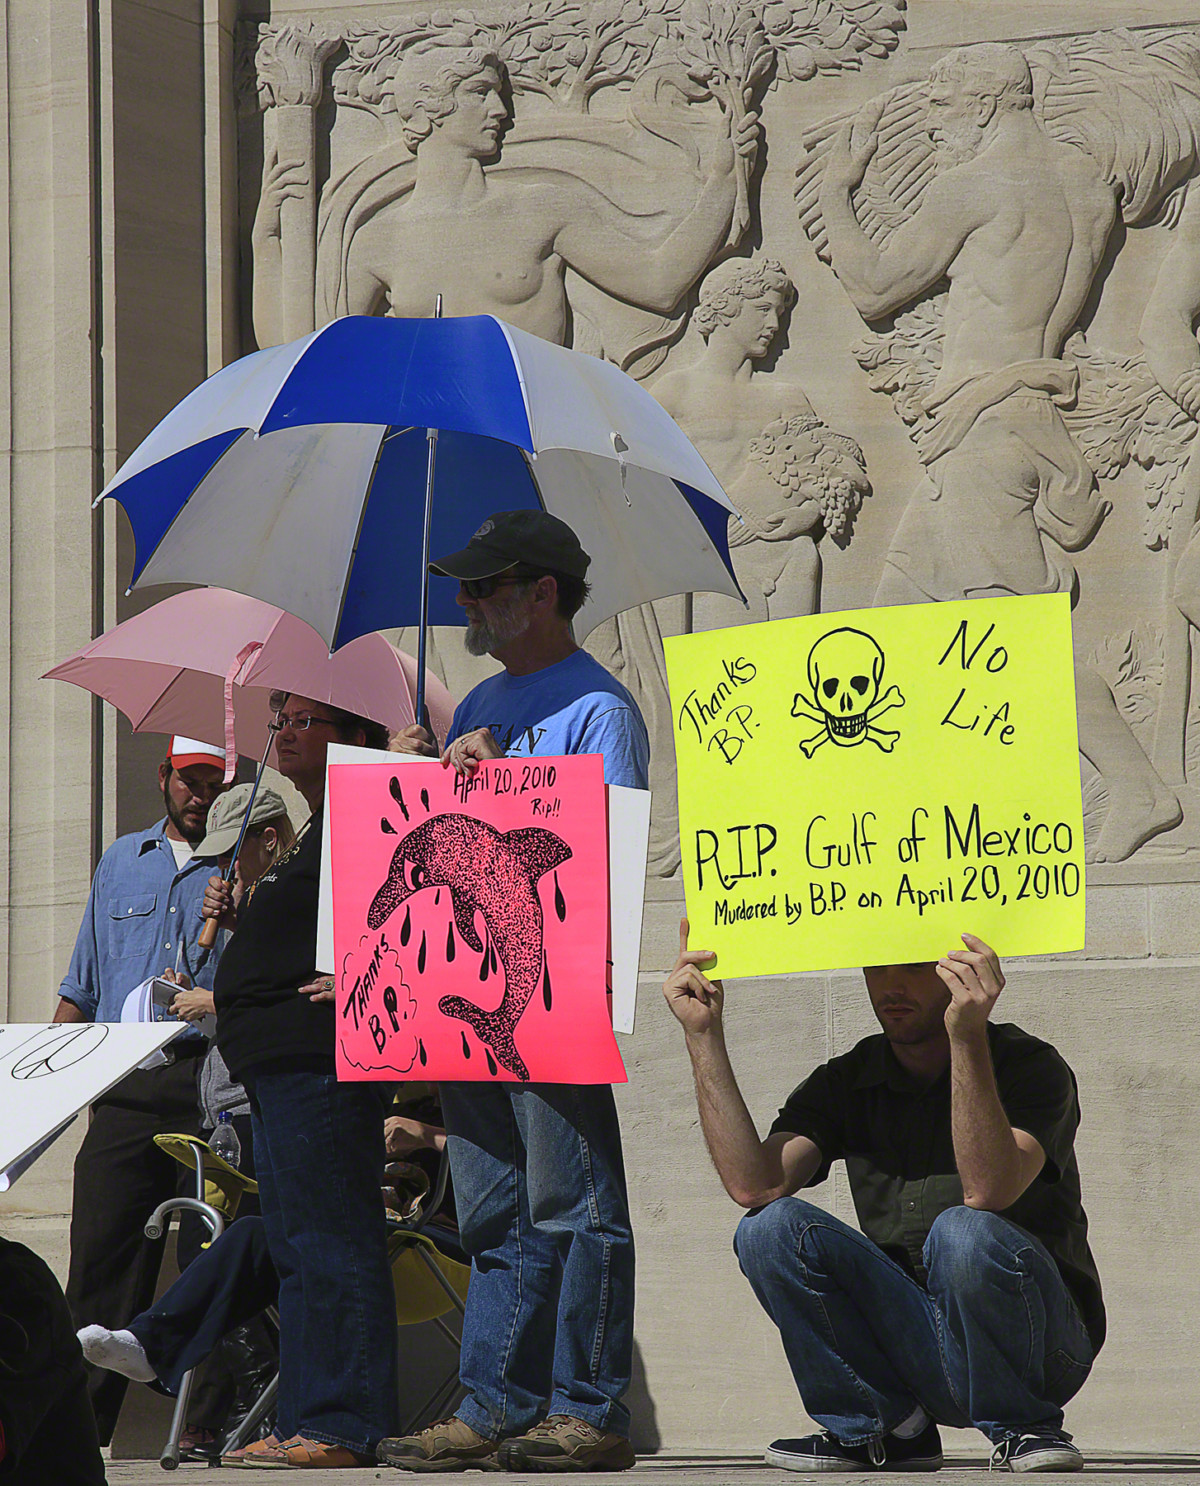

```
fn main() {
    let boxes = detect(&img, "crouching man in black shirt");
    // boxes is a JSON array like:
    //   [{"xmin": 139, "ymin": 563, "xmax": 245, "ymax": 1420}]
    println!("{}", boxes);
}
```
[{"xmin": 663, "ymin": 924, "xmax": 1102, "ymax": 1475}]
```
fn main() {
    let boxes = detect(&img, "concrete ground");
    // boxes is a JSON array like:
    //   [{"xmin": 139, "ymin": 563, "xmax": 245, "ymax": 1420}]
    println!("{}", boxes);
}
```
[{"xmin": 101, "ymin": 1456, "xmax": 1200, "ymax": 1484}]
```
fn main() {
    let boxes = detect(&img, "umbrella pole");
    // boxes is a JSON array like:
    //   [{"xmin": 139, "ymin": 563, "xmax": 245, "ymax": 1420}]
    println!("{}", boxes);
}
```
[
  {"xmin": 415, "ymin": 424, "xmax": 438, "ymax": 735},
  {"xmin": 197, "ymin": 727, "xmax": 279, "ymax": 950},
  {"xmin": 414, "ymin": 293, "xmax": 443, "ymax": 737}
]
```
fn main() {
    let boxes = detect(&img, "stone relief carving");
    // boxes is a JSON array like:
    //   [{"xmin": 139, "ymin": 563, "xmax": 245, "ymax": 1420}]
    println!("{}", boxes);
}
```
[
  {"xmin": 249, "ymin": 0, "xmax": 906, "ymax": 362},
  {"xmin": 796, "ymin": 31, "xmax": 1200, "ymax": 864},
  {"xmin": 654, "ymin": 255, "xmax": 869, "ymax": 628},
  {"xmin": 252, "ymin": 22, "xmax": 344, "ymax": 343},
  {"xmin": 239, "ymin": 7, "xmax": 1200, "ymax": 879},
  {"xmin": 244, "ymin": 0, "xmax": 904, "ymax": 879}
]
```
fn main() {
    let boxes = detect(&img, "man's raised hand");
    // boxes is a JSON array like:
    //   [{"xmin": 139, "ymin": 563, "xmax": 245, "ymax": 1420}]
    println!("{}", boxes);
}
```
[
  {"xmin": 663, "ymin": 919, "xmax": 725, "ymax": 1037},
  {"xmin": 937, "ymin": 932, "xmax": 1005, "ymax": 1043},
  {"xmin": 826, "ymin": 98, "xmax": 884, "ymax": 193}
]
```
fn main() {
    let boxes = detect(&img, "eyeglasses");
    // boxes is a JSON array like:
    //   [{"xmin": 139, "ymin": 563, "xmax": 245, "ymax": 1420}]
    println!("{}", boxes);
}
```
[
  {"xmin": 459, "ymin": 568, "xmax": 544, "ymax": 601},
  {"xmin": 271, "ymin": 711, "xmax": 339, "ymax": 733}
]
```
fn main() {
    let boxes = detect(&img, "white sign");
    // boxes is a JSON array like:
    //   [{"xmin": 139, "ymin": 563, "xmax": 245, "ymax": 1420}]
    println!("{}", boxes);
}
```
[
  {"xmin": 0, "ymin": 1023, "xmax": 187, "ymax": 1189},
  {"xmin": 607, "ymin": 783, "xmax": 651, "ymax": 1035},
  {"xmin": 317, "ymin": 744, "xmax": 651, "ymax": 1037}
]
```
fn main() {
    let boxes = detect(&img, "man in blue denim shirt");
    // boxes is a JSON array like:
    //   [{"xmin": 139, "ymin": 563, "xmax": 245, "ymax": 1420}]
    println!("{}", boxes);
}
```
[
  {"xmin": 382, "ymin": 513, "xmax": 647, "ymax": 1474},
  {"xmin": 664, "ymin": 927, "xmax": 1102, "ymax": 1477},
  {"xmin": 56, "ymin": 737, "xmax": 228, "ymax": 1443}
]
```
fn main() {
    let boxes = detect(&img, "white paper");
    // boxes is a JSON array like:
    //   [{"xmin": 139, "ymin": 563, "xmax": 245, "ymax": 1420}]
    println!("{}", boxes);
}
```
[
  {"xmin": 0, "ymin": 1023, "xmax": 188, "ymax": 1189},
  {"xmin": 319, "ymin": 746, "xmax": 651, "ymax": 1038},
  {"xmin": 608, "ymin": 784, "xmax": 651, "ymax": 1035},
  {"xmin": 120, "ymin": 975, "xmax": 215, "ymax": 1041}
]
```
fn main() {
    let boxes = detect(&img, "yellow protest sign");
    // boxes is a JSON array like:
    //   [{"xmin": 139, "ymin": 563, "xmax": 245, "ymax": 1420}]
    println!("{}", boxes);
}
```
[{"xmin": 663, "ymin": 595, "xmax": 1085, "ymax": 977}]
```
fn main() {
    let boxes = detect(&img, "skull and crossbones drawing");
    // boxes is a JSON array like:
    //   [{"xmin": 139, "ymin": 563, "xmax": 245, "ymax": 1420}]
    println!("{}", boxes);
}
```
[{"xmin": 791, "ymin": 627, "xmax": 905, "ymax": 758}]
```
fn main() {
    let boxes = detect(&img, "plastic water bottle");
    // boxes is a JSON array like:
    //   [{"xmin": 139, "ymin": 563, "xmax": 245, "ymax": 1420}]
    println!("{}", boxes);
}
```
[{"xmin": 209, "ymin": 1111, "xmax": 241, "ymax": 1169}]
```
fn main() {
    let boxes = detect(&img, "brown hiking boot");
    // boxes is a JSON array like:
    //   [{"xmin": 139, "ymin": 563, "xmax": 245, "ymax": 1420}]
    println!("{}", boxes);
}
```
[
  {"xmin": 378, "ymin": 1416, "xmax": 500, "ymax": 1472},
  {"xmin": 498, "ymin": 1416, "xmax": 635, "ymax": 1472}
]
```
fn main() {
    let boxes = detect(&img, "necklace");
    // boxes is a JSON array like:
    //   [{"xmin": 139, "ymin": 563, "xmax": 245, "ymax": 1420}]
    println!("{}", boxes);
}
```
[{"xmin": 245, "ymin": 815, "xmax": 314, "ymax": 905}]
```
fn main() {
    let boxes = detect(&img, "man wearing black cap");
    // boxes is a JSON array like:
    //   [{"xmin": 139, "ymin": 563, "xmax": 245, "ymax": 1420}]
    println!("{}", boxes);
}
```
[{"xmin": 381, "ymin": 511, "xmax": 648, "ymax": 1474}]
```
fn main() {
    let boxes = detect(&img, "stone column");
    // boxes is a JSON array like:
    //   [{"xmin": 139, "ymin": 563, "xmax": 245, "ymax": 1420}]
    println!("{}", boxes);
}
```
[{"xmin": 1, "ymin": 1, "xmax": 97, "ymax": 1026}]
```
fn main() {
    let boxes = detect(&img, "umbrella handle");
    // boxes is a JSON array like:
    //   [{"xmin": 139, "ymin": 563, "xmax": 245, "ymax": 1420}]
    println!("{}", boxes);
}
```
[{"xmin": 197, "ymin": 724, "xmax": 280, "ymax": 951}]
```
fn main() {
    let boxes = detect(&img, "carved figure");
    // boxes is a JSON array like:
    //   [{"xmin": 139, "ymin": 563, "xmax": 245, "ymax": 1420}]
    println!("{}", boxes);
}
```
[
  {"xmin": 251, "ymin": 44, "xmax": 758, "ymax": 350},
  {"xmin": 246, "ymin": 2, "xmax": 910, "ymax": 879},
  {"xmin": 1139, "ymin": 186, "xmax": 1200, "ymax": 790},
  {"xmin": 656, "ymin": 257, "xmax": 804, "ymax": 460},
  {"xmin": 249, "ymin": 0, "xmax": 909, "ymax": 350},
  {"xmin": 257, "ymin": 44, "xmax": 757, "ymax": 883},
  {"xmin": 790, "ymin": 627, "xmax": 904, "ymax": 758},
  {"xmin": 367, "ymin": 813, "xmax": 572, "ymax": 1081},
  {"xmin": 655, "ymin": 256, "xmax": 869, "ymax": 623},
  {"xmin": 808, "ymin": 42, "xmax": 1183, "ymax": 863}
]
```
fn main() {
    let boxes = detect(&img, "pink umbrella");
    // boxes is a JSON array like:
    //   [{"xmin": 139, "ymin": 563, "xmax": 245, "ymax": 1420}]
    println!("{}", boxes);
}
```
[
  {"xmin": 46, "ymin": 588, "xmax": 458, "ymax": 950},
  {"xmin": 43, "ymin": 587, "xmax": 456, "ymax": 760}
]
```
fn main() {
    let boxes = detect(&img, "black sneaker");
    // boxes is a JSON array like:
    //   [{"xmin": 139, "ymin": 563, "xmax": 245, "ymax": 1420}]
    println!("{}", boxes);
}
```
[
  {"xmin": 765, "ymin": 1420, "xmax": 943, "ymax": 1472},
  {"xmin": 990, "ymin": 1433, "xmax": 1083, "ymax": 1473}
]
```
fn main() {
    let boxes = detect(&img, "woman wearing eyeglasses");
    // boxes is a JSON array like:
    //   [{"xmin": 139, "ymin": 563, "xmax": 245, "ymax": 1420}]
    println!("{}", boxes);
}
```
[{"xmin": 203, "ymin": 693, "xmax": 400, "ymax": 1468}]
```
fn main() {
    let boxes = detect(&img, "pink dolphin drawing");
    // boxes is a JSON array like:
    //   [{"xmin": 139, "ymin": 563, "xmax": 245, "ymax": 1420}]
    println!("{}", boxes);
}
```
[{"xmin": 366, "ymin": 813, "xmax": 572, "ymax": 1080}]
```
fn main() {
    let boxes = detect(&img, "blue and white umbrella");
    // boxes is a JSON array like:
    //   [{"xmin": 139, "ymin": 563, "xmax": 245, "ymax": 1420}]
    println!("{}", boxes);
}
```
[{"xmin": 98, "ymin": 316, "xmax": 743, "ymax": 690}]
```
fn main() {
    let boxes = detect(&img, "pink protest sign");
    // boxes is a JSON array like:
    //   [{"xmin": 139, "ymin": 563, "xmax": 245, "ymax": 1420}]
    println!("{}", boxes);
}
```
[{"xmin": 328, "ymin": 754, "xmax": 624, "ymax": 1085}]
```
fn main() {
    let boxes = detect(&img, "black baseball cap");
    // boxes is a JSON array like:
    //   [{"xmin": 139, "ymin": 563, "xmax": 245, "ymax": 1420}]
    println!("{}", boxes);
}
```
[{"xmin": 429, "ymin": 510, "xmax": 591, "ymax": 581}]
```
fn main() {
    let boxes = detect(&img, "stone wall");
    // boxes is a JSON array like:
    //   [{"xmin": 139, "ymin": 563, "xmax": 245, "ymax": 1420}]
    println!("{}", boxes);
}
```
[{"xmin": 2, "ymin": 0, "xmax": 1200, "ymax": 1456}]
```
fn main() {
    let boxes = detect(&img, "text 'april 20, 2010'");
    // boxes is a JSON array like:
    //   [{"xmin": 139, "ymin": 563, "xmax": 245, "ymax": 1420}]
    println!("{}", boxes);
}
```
[{"xmin": 662, "ymin": 594, "xmax": 1086, "ymax": 979}]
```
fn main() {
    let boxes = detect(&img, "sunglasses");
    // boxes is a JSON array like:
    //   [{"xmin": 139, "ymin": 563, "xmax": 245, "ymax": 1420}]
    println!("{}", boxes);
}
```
[{"xmin": 459, "ymin": 568, "xmax": 545, "ymax": 601}]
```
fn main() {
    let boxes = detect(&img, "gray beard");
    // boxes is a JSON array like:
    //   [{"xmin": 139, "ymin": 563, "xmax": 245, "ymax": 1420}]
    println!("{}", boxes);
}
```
[{"xmin": 463, "ymin": 602, "xmax": 531, "ymax": 657}]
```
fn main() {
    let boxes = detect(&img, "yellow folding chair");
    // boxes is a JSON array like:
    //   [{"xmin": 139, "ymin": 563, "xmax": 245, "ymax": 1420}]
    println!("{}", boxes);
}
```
[
  {"xmin": 385, "ymin": 1146, "xmax": 471, "ymax": 1433},
  {"xmin": 147, "ymin": 1128, "xmax": 470, "ymax": 1462},
  {"xmin": 145, "ymin": 1133, "xmax": 265, "ymax": 1469}
]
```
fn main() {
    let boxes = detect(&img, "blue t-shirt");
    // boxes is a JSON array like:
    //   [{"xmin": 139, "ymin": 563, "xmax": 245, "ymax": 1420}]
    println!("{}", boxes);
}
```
[{"xmin": 448, "ymin": 649, "xmax": 649, "ymax": 789}]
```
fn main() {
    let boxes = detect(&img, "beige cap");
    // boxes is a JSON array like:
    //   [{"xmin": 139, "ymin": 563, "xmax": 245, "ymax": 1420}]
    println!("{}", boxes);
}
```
[{"xmin": 195, "ymin": 782, "xmax": 289, "ymax": 859}]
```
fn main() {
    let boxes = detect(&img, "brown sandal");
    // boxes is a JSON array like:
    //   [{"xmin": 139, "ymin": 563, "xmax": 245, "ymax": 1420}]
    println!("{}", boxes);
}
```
[
  {"xmin": 252, "ymin": 1434, "xmax": 372, "ymax": 1468},
  {"xmin": 224, "ymin": 1434, "xmax": 285, "ymax": 1467}
]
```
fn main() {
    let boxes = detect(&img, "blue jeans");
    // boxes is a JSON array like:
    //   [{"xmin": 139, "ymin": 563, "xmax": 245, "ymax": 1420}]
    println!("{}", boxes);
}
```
[
  {"xmin": 130, "ymin": 1217, "xmax": 277, "ymax": 1395},
  {"xmin": 734, "ymin": 1200, "xmax": 1094, "ymax": 1447},
  {"xmin": 244, "ymin": 1069, "xmax": 399, "ymax": 1454},
  {"xmin": 440, "ymin": 1082, "xmax": 634, "ymax": 1440}
]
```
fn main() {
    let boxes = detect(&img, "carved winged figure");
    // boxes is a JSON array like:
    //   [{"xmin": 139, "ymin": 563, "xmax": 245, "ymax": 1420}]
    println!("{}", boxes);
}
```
[{"xmin": 795, "ymin": 31, "xmax": 1200, "ymax": 862}]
